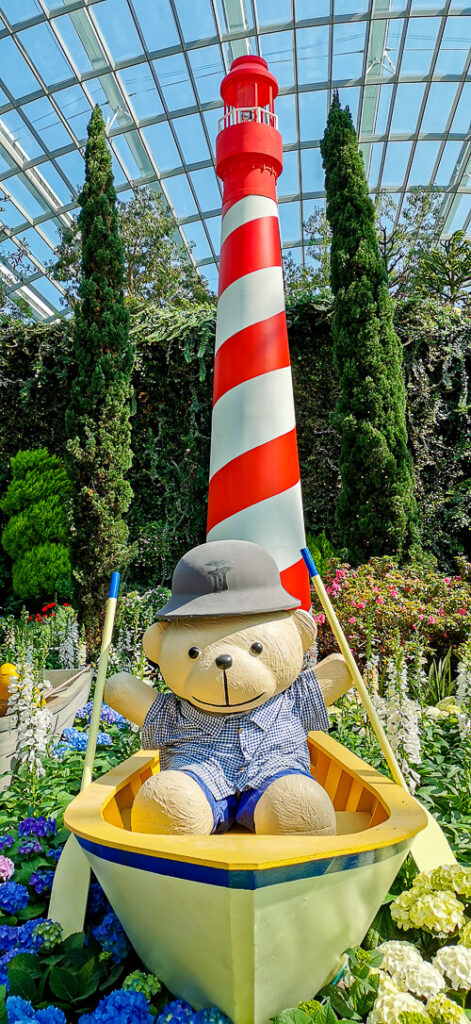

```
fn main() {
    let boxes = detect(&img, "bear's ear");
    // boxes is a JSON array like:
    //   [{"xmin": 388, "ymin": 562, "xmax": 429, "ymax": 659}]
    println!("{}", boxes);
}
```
[
  {"xmin": 293, "ymin": 608, "xmax": 317, "ymax": 650},
  {"xmin": 142, "ymin": 621, "xmax": 168, "ymax": 664}
]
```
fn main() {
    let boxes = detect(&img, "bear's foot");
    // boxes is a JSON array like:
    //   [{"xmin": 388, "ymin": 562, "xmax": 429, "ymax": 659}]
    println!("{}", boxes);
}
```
[
  {"xmin": 253, "ymin": 774, "xmax": 336, "ymax": 835},
  {"xmin": 131, "ymin": 770, "xmax": 213, "ymax": 834}
]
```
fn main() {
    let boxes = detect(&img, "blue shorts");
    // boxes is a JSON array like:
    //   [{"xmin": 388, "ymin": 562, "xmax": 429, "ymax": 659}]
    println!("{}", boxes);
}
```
[{"xmin": 181, "ymin": 769, "xmax": 313, "ymax": 833}]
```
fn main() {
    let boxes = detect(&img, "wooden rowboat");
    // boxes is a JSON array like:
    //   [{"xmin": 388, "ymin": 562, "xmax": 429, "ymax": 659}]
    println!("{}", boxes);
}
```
[
  {"xmin": 0, "ymin": 666, "xmax": 93, "ymax": 791},
  {"xmin": 65, "ymin": 731, "xmax": 426, "ymax": 1024}
]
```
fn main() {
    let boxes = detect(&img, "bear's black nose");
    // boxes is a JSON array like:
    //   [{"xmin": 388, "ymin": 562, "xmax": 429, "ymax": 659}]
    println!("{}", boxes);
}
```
[{"xmin": 215, "ymin": 654, "xmax": 233, "ymax": 669}]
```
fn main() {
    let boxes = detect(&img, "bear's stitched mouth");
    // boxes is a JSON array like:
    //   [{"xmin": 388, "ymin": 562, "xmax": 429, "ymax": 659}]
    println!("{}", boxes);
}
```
[{"xmin": 192, "ymin": 670, "xmax": 264, "ymax": 708}]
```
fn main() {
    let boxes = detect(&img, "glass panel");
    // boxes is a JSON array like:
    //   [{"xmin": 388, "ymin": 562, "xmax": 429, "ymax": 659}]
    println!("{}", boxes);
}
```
[
  {"xmin": 1, "ymin": 109, "xmax": 44, "ymax": 158},
  {"xmin": 18, "ymin": 23, "xmax": 73, "ymax": 86},
  {"xmin": 421, "ymin": 82, "xmax": 458, "ymax": 134},
  {"xmin": 174, "ymin": 0, "xmax": 216, "ymax": 41},
  {"xmin": 381, "ymin": 141, "xmax": 412, "ymax": 185},
  {"xmin": 407, "ymin": 140, "xmax": 440, "ymax": 185},
  {"xmin": 303, "ymin": 197, "xmax": 324, "ymax": 232},
  {"xmin": 56, "ymin": 149, "xmax": 85, "ymax": 192},
  {"xmin": 85, "ymin": 75, "xmax": 132, "ymax": 128},
  {"xmin": 131, "ymin": 0, "xmax": 179, "ymax": 50},
  {"xmin": 366, "ymin": 141, "xmax": 384, "ymax": 188},
  {"xmin": 184, "ymin": 218, "xmax": 212, "ymax": 260},
  {"xmin": 190, "ymin": 167, "xmax": 221, "ymax": 211},
  {"xmin": 113, "ymin": 131, "xmax": 154, "ymax": 179},
  {"xmin": 92, "ymin": 0, "xmax": 142, "ymax": 63},
  {"xmin": 22, "ymin": 97, "xmax": 72, "ymax": 150},
  {"xmin": 411, "ymin": 0, "xmax": 444, "ymax": 6},
  {"xmin": 142, "ymin": 121, "xmax": 181, "ymax": 171},
  {"xmin": 200, "ymin": 262, "xmax": 218, "ymax": 294},
  {"xmin": 299, "ymin": 89, "xmax": 328, "ymax": 141},
  {"xmin": 203, "ymin": 107, "xmax": 222, "ymax": 155},
  {"xmin": 34, "ymin": 161, "xmax": 73, "ymax": 204},
  {"xmin": 118, "ymin": 65, "xmax": 163, "ymax": 121},
  {"xmin": 41, "ymin": 217, "xmax": 62, "ymax": 247},
  {"xmin": 295, "ymin": 0, "xmax": 330, "ymax": 18},
  {"xmin": 434, "ymin": 17, "xmax": 470, "ymax": 77},
  {"xmin": 204, "ymin": 216, "xmax": 220, "ymax": 251},
  {"xmin": 434, "ymin": 140, "xmax": 464, "ymax": 185},
  {"xmin": 0, "ymin": 198, "xmax": 23, "ymax": 228},
  {"xmin": 213, "ymin": 0, "xmax": 254, "ymax": 33},
  {"xmin": 400, "ymin": 17, "xmax": 440, "ymax": 76},
  {"xmin": 54, "ymin": 14, "xmax": 107, "ymax": 74},
  {"xmin": 297, "ymin": 26, "xmax": 329, "ymax": 84},
  {"xmin": 278, "ymin": 200, "xmax": 301, "ymax": 243},
  {"xmin": 9, "ymin": 173, "xmax": 50, "ymax": 218},
  {"xmin": 335, "ymin": 0, "xmax": 368, "ymax": 11},
  {"xmin": 374, "ymin": 84, "xmax": 393, "ymax": 135},
  {"xmin": 260, "ymin": 32, "xmax": 294, "ymax": 88},
  {"xmin": 55, "ymin": 85, "xmax": 93, "ymax": 142},
  {"xmin": 447, "ymin": 194, "xmax": 471, "ymax": 234},
  {"xmin": 0, "ymin": 0, "xmax": 41, "ymax": 24},
  {"xmin": 153, "ymin": 53, "xmax": 196, "ymax": 110},
  {"xmin": 0, "ymin": 144, "xmax": 15, "ymax": 172},
  {"xmin": 32, "ymin": 275, "xmax": 63, "ymax": 306},
  {"xmin": 109, "ymin": 147, "xmax": 128, "ymax": 185},
  {"xmin": 175, "ymin": 113, "xmax": 210, "ymax": 163},
  {"xmin": 384, "ymin": 19, "xmax": 404, "ymax": 72},
  {"xmin": 0, "ymin": 36, "xmax": 41, "ymax": 97},
  {"xmin": 301, "ymin": 147, "xmax": 324, "ymax": 191},
  {"xmin": 188, "ymin": 45, "xmax": 225, "ymax": 105},
  {"xmin": 20, "ymin": 227, "xmax": 54, "ymax": 265},
  {"xmin": 164, "ymin": 173, "xmax": 198, "ymax": 218},
  {"xmin": 257, "ymin": 0, "xmax": 292, "ymax": 26},
  {"xmin": 390, "ymin": 83, "xmax": 425, "ymax": 134},
  {"xmin": 333, "ymin": 22, "xmax": 366, "ymax": 79},
  {"xmin": 276, "ymin": 93, "xmax": 298, "ymax": 145},
  {"xmin": 451, "ymin": 83, "xmax": 471, "ymax": 134},
  {"xmin": 278, "ymin": 150, "xmax": 299, "ymax": 197}
]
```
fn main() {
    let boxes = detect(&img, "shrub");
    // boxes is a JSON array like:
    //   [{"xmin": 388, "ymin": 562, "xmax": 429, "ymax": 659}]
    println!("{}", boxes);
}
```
[{"xmin": 0, "ymin": 448, "xmax": 72, "ymax": 603}]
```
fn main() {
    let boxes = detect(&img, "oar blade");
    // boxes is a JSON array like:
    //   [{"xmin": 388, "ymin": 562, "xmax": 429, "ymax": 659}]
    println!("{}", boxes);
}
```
[
  {"xmin": 410, "ymin": 805, "xmax": 457, "ymax": 871},
  {"xmin": 48, "ymin": 833, "xmax": 91, "ymax": 937}
]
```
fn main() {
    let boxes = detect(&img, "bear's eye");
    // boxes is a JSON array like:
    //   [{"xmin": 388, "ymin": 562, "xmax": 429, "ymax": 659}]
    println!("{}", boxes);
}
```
[
  {"xmin": 188, "ymin": 647, "xmax": 201, "ymax": 660},
  {"xmin": 251, "ymin": 642, "xmax": 263, "ymax": 655}
]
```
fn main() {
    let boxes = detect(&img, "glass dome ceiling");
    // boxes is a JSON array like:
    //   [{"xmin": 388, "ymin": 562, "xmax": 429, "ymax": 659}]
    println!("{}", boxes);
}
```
[{"xmin": 0, "ymin": 0, "xmax": 469, "ymax": 320}]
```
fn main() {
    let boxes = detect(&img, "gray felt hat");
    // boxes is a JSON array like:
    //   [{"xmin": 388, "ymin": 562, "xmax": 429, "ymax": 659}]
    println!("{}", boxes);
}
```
[{"xmin": 156, "ymin": 539, "xmax": 301, "ymax": 618}]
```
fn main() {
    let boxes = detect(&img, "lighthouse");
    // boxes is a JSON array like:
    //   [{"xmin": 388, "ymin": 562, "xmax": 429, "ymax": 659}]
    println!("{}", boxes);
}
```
[{"xmin": 206, "ymin": 55, "xmax": 310, "ymax": 610}]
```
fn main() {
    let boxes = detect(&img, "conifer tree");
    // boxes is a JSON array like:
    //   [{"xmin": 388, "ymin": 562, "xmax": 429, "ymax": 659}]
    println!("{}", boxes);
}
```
[
  {"xmin": 320, "ymin": 95, "xmax": 419, "ymax": 563},
  {"xmin": 65, "ymin": 105, "xmax": 134, "ymax": 640}
]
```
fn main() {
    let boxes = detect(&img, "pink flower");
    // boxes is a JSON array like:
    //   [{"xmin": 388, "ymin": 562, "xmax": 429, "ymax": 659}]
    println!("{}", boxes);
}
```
[
  {"xmin": 418, "ymin": 614, "xmax": 424, "ymax": 621},
  {"xmin": 313, "ymin": 613, "xmax": 325, "ymax": 625},
  {"xmin": 376, "ymin": 597, "xmax": 384, "ymax": 605},
  {"xmin": 0, "ymin": 856, "xmax": 14, "ymax": 881},
  {"xmin": 444, "ymin": 578, "xmax": 452, "ymax": 585},
  {"xmin": 411, "ymin": 624, "xmax": 417, "ymax": 630},
  {"xmin": 356, "ymin": 601, "xmax": 366, "ymax": 609},
  {"xmin": 437, "ymin": 607, "xmax": 445, "ymax": 615},
  {"xmin": 428, "ymin": 615, "xmax": 436, "ymax": 624},
  {"xmin": 457, "ymin": 608, "xmax": 467, "ymax": 616},
  {"xmin": 348, "ymin": 617, "xmax": 356, "ymax": 625}
]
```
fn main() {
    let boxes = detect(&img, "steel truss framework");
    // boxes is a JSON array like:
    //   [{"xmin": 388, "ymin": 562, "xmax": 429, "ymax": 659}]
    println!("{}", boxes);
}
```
[{"xmin": 0, "ymin": 0, "xmax": 469, "ymax": 319}]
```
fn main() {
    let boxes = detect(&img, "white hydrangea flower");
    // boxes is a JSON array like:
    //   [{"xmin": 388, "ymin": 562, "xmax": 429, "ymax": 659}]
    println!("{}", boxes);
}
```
[
  {"xmin": 378, "ymin": 940, "xmax": 445, "ymax": 999},
  {"xmin": 427, "ymin": 993, "xmax": 468, "ymax": 1023},
  {"xmin": 367, "ymin": 972, "xmax": 431, "ymax": 1023},
  {"xmin": 433, "ymin": 945, "xmax": 471, "ymax": 990},
  {"xmin": 391, "ymin": 889, "xmax": 465, "ymax": 935},
  {"xmin": 459, "ymin": 920, "xmax": 471, "ymax": 948},
  {"xmin": 379, "ymin": 940, "xmax": 424, "ymax": 972}
]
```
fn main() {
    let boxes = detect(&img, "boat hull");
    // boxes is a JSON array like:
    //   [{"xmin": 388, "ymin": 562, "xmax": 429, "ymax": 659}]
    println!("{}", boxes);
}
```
[
  {"xmin": 0, "ymin": 666, "xmax": 93, "ymax": 790},
  {"xmin": 81, "ymin": 831, "xmax": 408, "ymax": 1023}
]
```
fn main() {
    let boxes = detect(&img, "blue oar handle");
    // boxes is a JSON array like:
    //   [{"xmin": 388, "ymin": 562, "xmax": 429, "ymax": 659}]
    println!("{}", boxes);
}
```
[
  {"xmin": 301, "ymin": 547, "xmax": 319, "ymax": 578},
  {"xmin": 109, "ymin": 571, "xmax": 120, "ymax": 599}
]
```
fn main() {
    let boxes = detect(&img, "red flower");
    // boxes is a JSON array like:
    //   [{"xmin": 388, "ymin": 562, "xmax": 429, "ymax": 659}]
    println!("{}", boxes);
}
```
[{"xmin": 50, "ymin": 613, "xmax": 55, "ymax": 618}]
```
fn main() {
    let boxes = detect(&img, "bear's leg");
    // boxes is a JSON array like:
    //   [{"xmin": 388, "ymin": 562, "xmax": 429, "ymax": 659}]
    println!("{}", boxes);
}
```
[
  {"xmin": 131, "ymin": 771, "xmax": 214, "ymax": 834},
  {"xmin": 253, "ymin": 774, "xmax": 336, "ymax": 835}
]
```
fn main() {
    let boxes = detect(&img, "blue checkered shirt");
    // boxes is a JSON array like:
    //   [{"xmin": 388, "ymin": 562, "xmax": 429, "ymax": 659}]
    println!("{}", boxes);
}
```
[{"xmin": 141, "ymin": 669, "xmax": 329, "ymax": 800}]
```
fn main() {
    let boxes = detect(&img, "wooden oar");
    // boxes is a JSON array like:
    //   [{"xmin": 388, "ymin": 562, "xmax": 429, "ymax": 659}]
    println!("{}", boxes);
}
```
[
  {"xmin": 48, "ymin": 573, "xmax": 120, "ymax": 936},
  {"xmin": 301, "ymin": 548, "xmax": 456, "ymax": 871}
]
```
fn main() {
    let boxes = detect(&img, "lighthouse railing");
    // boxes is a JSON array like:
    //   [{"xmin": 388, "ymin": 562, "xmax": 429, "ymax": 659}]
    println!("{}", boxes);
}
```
[{"xmin": 218, "ymin": 107, "xmax": 278, "ymax": 132}]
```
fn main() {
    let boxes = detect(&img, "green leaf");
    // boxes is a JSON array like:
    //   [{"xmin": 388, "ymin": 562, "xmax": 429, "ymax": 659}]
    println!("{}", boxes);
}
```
[
  {"xmin": 49, "ymin": 965, "xmax": 79, "ymax": 1003},
  {"xmin": 270, "ymin": 1010, "xmax": 313, "ymax": 1024},
  {"xmin": 61, "ymin": 931, "xmax": 85, "ymax": 952},
  {"xmin": 7, "ymin": 966, "xmax": 37, "ymax": 1001},
  {"xmin": 324, "ymin": 987, "xmax": 360, "ymax": 1020},
  {"xmin": 77, "ymin": 960, "xmax": 101, "ymax": 1000}
]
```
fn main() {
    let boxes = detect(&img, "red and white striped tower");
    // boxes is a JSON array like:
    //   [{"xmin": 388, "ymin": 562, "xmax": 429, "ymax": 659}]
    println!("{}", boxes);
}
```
[{"xmin": 206, "ymin": 55, "xmax": 310, "ymax": 610}]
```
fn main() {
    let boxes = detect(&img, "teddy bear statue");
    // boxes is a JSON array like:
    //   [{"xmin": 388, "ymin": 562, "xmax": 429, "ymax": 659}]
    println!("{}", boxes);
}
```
[{"xmin": 105, "ymin": 539, "xmax": 352, "ymax": 837}]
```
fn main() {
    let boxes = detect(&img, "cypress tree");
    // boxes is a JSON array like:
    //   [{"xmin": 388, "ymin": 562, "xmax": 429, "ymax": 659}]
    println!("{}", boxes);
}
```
[
  {"xmin": 66, "ymin": 105, "xmax": 134, "ymax": 640},
  {"xmin": 320, "ymin": 95, "xmax": 419, "ymax": 563}
]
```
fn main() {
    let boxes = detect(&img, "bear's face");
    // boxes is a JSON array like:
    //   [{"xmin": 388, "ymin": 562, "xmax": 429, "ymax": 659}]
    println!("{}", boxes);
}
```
[{"xmin": 142, "ymin": 609, "xmax": 317, "ymax": 715}]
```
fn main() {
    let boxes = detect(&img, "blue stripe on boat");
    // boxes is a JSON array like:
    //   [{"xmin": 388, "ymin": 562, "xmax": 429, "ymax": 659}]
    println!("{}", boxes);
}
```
[{"xmin": 78, "ymin": 837, "xmax": 407, "ymax": 889}]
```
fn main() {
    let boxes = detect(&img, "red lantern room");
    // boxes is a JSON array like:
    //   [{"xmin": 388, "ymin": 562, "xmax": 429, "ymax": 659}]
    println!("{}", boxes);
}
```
[{"xmin": 216, "ymin": 56, "xmax": 283, "ymax": 212}]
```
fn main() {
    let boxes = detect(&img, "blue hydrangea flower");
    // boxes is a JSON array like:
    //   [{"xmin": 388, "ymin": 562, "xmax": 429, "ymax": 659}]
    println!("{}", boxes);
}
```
[
  {"xmin": 87, "ymin": 881, "xmax": 110, "ymax": 918},
  {"xmin": 32, "ymin": 919, "xmax": 62, "ymax": 951},
  {"xmin": 155, "ymin": 1000, "xmax": 196, "ymax": 1023},
  {"xmin": 193, "ymin": 1010, "xmax": 232, "ymax": 1024},
  {"xmin": 76, "ymin": 701, "xmax": 127, "ymax": 728},
  {"xmin": 17, "ymin": 839, "xmax": 42, "ymax": 856},
  {"xmin": 28, "ymin": 870, "xmax": 55, "ymax": 895},
  {"xmin": 78, "ymin": 989, "xmax": 153, "ymax": 1023},
  {"xmin": 6, "ymin": 995, "xmax": 35, "ymax": 1021},
  {"xmin": 46, "ymin": 849, "xmax": 62, "ymax": 863},
  {"xmin": 61, "ymin": 728, "xmax": 112, "ymax": 750},
  {"xmin": 35, "ymin": 1008, "xmax": 67, "ymax": 1024},
  {"xmin": 0, "ymin": 881, "xmax": 29, "ymax": 913},
  {"xmin": 18, "ymin": 817, "xmax": 56, "ymax": 838},
  {"xmin": 0, "ymin": 835, "xmax": 14, "ymax": 850},
  {"xmin": 92, "ymin": 912, "xmax": 130, "ymax": 963}
]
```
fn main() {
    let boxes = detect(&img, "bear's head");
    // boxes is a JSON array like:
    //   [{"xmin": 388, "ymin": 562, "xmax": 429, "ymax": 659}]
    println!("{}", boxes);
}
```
[
  {"xmin": 142, "ymin": 539, "xmax": 316, "ymax": 714},
  {"xmin": 142, "ymin": 609, "xmax": 316, "ymax": 715}
]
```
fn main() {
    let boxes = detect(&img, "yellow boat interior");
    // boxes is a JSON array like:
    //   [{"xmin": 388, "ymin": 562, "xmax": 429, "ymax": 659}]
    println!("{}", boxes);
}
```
[{"xmin": 65, "ymin": 731, "xmax": 427, "ymax": 869}]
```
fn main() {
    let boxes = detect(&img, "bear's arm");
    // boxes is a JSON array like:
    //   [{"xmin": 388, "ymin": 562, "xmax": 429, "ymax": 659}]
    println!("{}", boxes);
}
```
[
  {"xmin": 141, "ymin": 691, "xmax": 176, "ymax": 749},
  {"xmin": 290, "ymin": 668, "xmax": 330, "ymax": 733}
]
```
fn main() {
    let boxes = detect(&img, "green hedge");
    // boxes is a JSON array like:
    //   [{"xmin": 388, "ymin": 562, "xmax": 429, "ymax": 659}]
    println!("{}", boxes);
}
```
[{"xmin": 0, "ymin": 296, "xmax": 468, "ymax": 605}]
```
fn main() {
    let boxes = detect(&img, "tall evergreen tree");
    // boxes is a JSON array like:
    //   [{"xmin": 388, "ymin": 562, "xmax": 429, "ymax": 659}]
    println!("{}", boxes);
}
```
[
  {"xmin": 320, "ymin": 95, "xmax": 419, "ymax": 563},
  {"xmin": 65, "ymin": 105, "xmax": 135, "ymax": 640}
]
